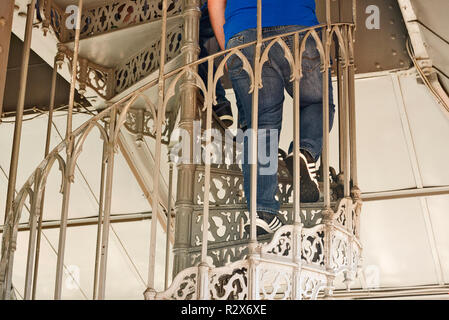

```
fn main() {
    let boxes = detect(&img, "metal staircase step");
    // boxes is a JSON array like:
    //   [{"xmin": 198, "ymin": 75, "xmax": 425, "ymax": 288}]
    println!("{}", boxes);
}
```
[{"xmin": 151, "ymin": 207, "xmax": 362, "ymax": 300}]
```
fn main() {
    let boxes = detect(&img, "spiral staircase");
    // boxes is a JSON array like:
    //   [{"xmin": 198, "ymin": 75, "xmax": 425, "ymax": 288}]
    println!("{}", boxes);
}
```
[{"xmin": 0, "ymin": 0, "xmax": 366, "ymax": 300}]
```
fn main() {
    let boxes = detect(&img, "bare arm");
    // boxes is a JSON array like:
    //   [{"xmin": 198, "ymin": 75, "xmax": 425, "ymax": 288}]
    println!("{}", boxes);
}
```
[{"xmin": 208, "ymin": 0, "xmax": 227, "ymax": 50}]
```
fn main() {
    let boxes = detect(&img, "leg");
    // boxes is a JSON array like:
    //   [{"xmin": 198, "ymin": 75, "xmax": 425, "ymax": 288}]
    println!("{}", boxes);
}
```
[
  {"xmin": 275, "ymin": 28, "xmax": 336, "ymax": 202},
  {"xmin": 198, "ymin": 5, "xmax": 232, "ymax": 124},
  {"xmin": 284, "ymin": 33, "xmax": 335, "ymax": 160},
  {"xmin": 227, "ymin": 30, "xmax": 284, "ymax": 216}
]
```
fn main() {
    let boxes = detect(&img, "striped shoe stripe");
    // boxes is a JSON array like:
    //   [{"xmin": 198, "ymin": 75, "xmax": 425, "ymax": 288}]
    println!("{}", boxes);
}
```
[
  {"xmin": 268, "ymin": 218, "xmax": 282, "ymax": 231},
  {"xmin": 300, "ymin": 153, "xmax": 319, "ymax": 186}
]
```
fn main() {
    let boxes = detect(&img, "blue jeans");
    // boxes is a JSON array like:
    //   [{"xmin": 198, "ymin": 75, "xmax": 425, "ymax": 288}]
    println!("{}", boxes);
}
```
[
  {"xmin": 198, "ymin": 5, "xmax": 229, "ymax": 105},
  {"xmin": 226, "ymin": 25, "xmax": 335, "ymax": 215}
]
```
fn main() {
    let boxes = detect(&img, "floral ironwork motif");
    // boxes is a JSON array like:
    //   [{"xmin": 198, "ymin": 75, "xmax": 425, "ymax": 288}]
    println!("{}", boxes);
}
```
[
  {"xmin": 209, "ymin": 265, "xmax": 248, "ymax": 300},
  {"xmin": 302, "ymin": 226, "xmax": 325, "ymax": 267},
  {"xmin": 154, "ymin": 267, "xmax": 198, "ymax": 300},
  {"xmin": 262, "ymin": 227, "xmax": 292, "ymax": 257}
]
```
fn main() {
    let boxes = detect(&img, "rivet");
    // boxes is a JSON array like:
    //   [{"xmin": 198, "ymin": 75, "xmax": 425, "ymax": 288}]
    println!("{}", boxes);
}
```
[
  {"xmin": 0, "ymin": 17, "xmax": 6, "ymax": 27},
  {"xmin": 399, "ymin": 60, "xmax": 405, "ymax": 66},
  {"xmin": 375, "ymin": 63, "xmax": 381, "ymax": 69},
  {"xmin": 391, "ymin": 34, "xmax": 396, "ymax": 40},
  {"xmin": 392, "ymin": 50, "xmax": 397, "ymax": 56},
  {"xmin": 390, "ymin": 20, "xmax": 395, "ymax": 25}
]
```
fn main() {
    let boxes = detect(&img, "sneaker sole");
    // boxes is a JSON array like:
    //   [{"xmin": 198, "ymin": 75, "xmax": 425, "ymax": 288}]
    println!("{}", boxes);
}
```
[
  {"xmin": 244, "ymin": 216, "xmax": 283, "ymax": 236},
  {"xmin": 244, "ymin": 223, "xmax": 271, "ymax": 237}
]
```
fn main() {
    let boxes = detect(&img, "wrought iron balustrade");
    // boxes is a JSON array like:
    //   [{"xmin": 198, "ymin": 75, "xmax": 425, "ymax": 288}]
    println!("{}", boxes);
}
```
[
  {"xmin": 1, "ymin": 0, "xmax": 361, "ymax": 300},
  {"xmin": 35, "ymin": 0, "xmax": 185, "ymax": 100},
  {"xmin": 37, "ymin": 0, "xmax": 183, "ymax": 42}
]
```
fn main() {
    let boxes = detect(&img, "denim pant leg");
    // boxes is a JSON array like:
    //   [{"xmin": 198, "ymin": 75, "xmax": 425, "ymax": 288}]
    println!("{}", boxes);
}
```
[
  {"xmin": 227, "ymin": 31, "xmax": 283, "ymax": 215},
  {"xmin": 282, "ymin": 32, "xmax": 336, "ymax": 160},
  {"xmin": 235, "ymin": 87, "xmax": 247, "ymax": 129},
  {"xmin": 198, "ymin": 8, "xmax": 229, "ymax": 105}
]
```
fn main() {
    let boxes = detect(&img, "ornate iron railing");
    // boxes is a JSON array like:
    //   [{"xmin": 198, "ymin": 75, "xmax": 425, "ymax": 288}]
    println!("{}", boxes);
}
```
[
  {"xmin": 36, "ymin": 0, "xmax": 185, "ymax": 99},
  {"xmin": 1, "ymin": 0, "xmax": 361, "ymax": 300},
  {"xmin": 37, "ymin": 0, "xmax": 182, "ymax": 42}
]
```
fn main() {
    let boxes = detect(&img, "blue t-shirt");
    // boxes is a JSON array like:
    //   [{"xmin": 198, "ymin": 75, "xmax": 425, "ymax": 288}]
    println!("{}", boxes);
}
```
[{"xmin": 224, "ymin": 0, "xmax": 319, "ymax": 45}]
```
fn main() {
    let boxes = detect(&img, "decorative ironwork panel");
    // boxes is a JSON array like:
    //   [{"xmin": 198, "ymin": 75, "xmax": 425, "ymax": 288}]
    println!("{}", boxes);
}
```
[
  {"xmin": 301, "ymin": 225, "xmax": 326, "ymax": 267},
  {"xmin": 123, "ymin": 108, "xmax": 172, "ymax": 144},
  {"xmin": 258, "ymin": 267, "xmax": 293, "ymax": 300},
  {"xmin": 59, "ymin": 45, "xmax": 115, "ymax": 99},
  {"xmin": 330, "ymin": 230, "xmax": 350, "ymax": 273},
  {"xmin": 209, "ymin": 262, "xmax": 248, "ymax": 300},
  {"xmin": 299, "ymin": 270, "xmax": 327, "ymax": 300},
  {"xmin": 43, "ymin": 0, "xmax": 183, "ymax": 42},
  {"xmin": 261, "ymin": 226, "xmax": 292, "ymax": 258},
  {"xmin": 155, "ymin": 267, "xmax": 198, "ymax": 300},
  {"xmin": 195, "ymin": 170, "xmax": 245, "ymax": 206},
  {"xmin": 115, "ymin": 23, "xmax": 183, "ymax": 93}
]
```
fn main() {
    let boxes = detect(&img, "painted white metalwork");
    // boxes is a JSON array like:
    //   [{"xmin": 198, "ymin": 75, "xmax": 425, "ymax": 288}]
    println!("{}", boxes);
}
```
[
  {"xmin": 150, "ymin": 200, "xmax": 362, "ymax": 301},
  {"xmin": 398, "ymin": 0, "xmax": 449, "ymax": 117},
  {"xmin": 37, "ymin": 0, "xmax": 182, "ymax": 42},
  {"xmin": 0, "ymin": 0, "xmax": 361, "ymax": 300}
]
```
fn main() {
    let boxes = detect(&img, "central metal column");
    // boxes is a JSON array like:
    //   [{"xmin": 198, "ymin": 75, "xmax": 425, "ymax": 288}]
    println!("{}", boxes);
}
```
[{"xmin": 172, "ymin": 0, "xmax": 201, "ymax": 276}]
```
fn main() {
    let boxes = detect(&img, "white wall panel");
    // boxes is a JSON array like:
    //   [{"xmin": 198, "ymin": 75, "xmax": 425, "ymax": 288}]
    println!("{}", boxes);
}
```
[
  {"xmin": 399, "ymin": 75, "xmax": 449, "ymax": 186},
  {"xmin": 354, "ymin": 75, "xmax": 416, "ymax": 193},
  {"xmin": 361, "ymin": 198, "xmax": 439, "ymax": 287},
  {"xmin": 426, "ymin": 195, "xmax": 449, "ymax": 283}
]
